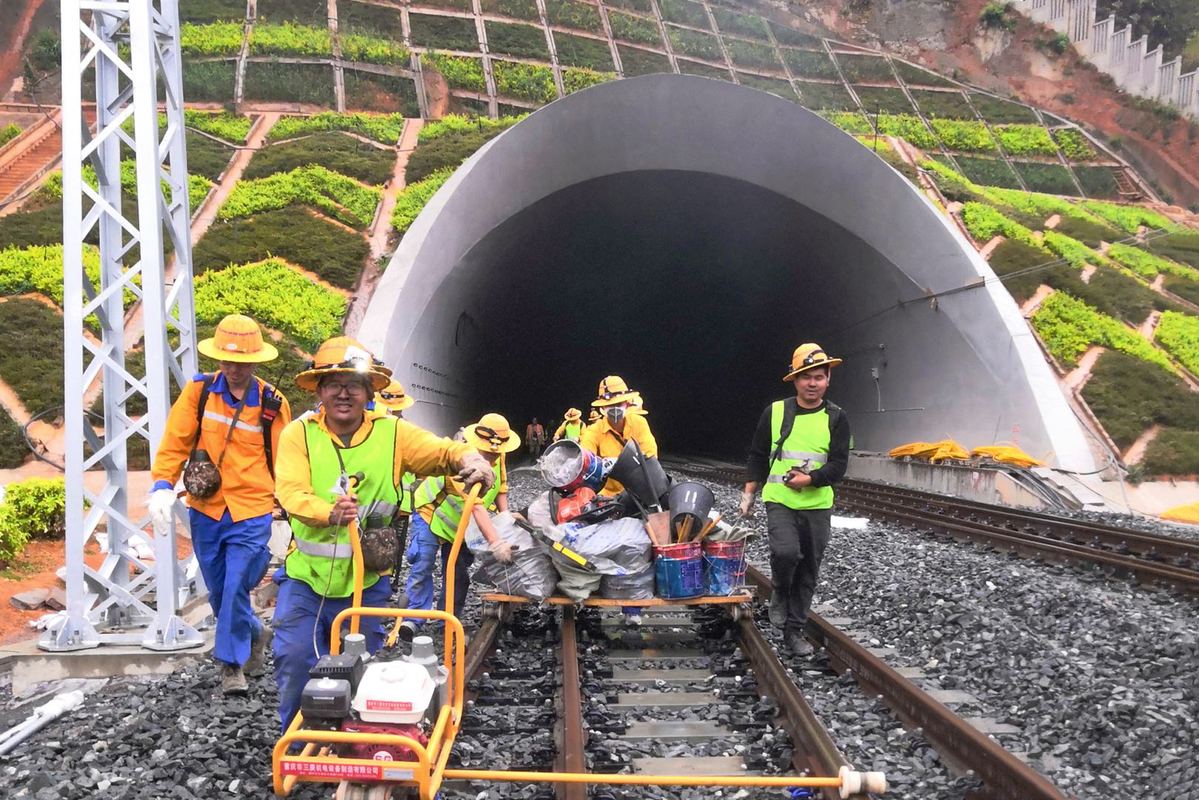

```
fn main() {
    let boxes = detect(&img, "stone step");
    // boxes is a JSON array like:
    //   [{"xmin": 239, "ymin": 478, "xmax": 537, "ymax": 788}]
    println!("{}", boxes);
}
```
[
  {"xmin": 632, "ymin": 756, "xmax": 753, "ymax": 775},
  {"xmin": 608, "ymin": 667, "xmax": 713, "ymax": 683},
  {"xmin": 613, "ymin": 691, "xmax": 715, "ymax": 707},
  {"xmin": 620, "ymin": 721, "xmax": 733, "ymax": 740}
]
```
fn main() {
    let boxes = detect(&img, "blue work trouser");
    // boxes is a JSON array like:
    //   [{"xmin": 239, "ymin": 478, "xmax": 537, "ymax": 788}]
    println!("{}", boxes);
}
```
[
  {"xmin": 271, "ymin": 568, "xmax": 392, "ymax": 730},
  {"xmin": 189, "ymin": 508, "xmax": 272, "ymax": 668},
  {"xmin": 404, "ymin": 514, "xmax": 473, "ymax": 627}
]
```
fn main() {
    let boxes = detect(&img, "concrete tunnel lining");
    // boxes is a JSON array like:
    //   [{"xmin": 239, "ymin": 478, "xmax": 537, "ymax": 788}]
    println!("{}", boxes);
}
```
[{"xmin": 359, "ymin": 74, "xmax": 1096, "ymax": 472}]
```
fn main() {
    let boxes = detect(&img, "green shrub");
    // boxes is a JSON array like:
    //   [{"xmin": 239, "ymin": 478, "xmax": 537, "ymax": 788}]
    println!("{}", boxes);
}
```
[
  {"xmin": 194, "ymin": 258, "xmax": 346, "ymax": 348},
  {"xmin": 563, "ymin": 67, "xmax": 616, "ymax": 94},
  {"xmin": 0, "ymin": 244, "xmax": 103, "ymax": 305},
  {"xmin": 737, "ymin": 73, "xmax": 797, "ymax": 101},
  {"xmin": 0, "ymin": 478, "xmax": 64, "ymax": 564},
  {"xmin": 1080, "ymin": 201, "xmax": 1178, "ymax": 235},
  {"xmin": 418, "ymin": 114, "xmax": 522, "ymax": 143},
  {"xmin": 1148, "ymin": 233, "xmax": 1199, "ymax": 270},
  {"xmin": 193, "ymin": 207, "xmax": 369, "ymax": 288},
  {"xmin": 605, "ymin": 0, "xmax": 651, "ymax": 12},
  {"xmin": 218, "ymin": 165, "xmax": 381, "ymax": 227},
  {"xmin": 492, "ymin": 60, "xmax": 556, "ymax": 103},
  {"xmin": 181, "ymin": 59, "xmax": 237, "ymax": 101},
  {"xmin": 257, "ymin": 0, "xmax": 325, "ymax": 21},
  {"xmin": 180, "ymin": 21, "xmax": 245, "ymax": 56},
  {"xmin": 184, "ymin": 109, "xmax": 252, "ymax": 143},
  {"xmin": 0, "ymin": 299, "xmax": 65, "ymax": 416},
  {"xmin": 481, "ymin": 0, "xmax": 540, "ymax": 20},
  {"xmin": 410, "ymin": 14, "xmax": 480, "ymax": 51},
  {"xmin": 340, "ymin": 32, "xmax": 410, "ymax": 65},
  {"xmin": 0, "ymin": 406, "xmax": 26, "ymax": 469},
  {"xmin": 930, "ymin": 118, "xmax": 996, "ymax": 152},
  {"xmin": 408, "ymin": 126, "xmax": 511, "ymax": 181},
  {"xmin": 1155, "ymin": 312, "xmax": 1199, "ymax": 376},
  {"xmin": 794, "ymin": 80, "xmax": 855, "ymax": 111},
  {"xmin": 823, "ymin": 111, "xmax": 872, "ymax": 135},
  {"xmin": 544, "ymin": 0, "xmax": 603, "ymax": 33},
  {"xmin": 608, "ymin": 11, "xmax": 662, "ymax": 47},
  {"xmin": 553, "ymin": 32, "xmax": 615, "ymax": 71},
  {"xmin": 969, "ymin": 93, "xmax": 1039, "ymax": 124},
  {"xmin": 1051, "ymin": 213, "xmax": 1121, "ymax": 248},
  {"xmin": 1081, "ymin": 351, "xmax": 1199, "ymax": 451},
  {"xmin": 0, "ymin": 207, "xmax": 63, "ymax": 250},
  {"xmin": 1072, "ymin": 166, "xmax": 1121, "ymax": 199},
  {"xmin": 1052, "ymin": 128, "xmax": 1096, "ymax": 161},
  {"xmin": 486, "ymin": 21, "xmax": 550, "ymax": 59},
  {"xmin": 659, "ymin": 0, "xmax": 709, "ymax": 29},
  {"xmin": 339, "ymin": 0, "xmax": 405, "ymax": 37},
  {"xmin": 1164, "ymin": 276, "xmax": 1199, "ymax": 306},
  {"xmin": 961, "ymin": 202, "xmax": 1040, "ymax": 246},
  {"xmin": 980, "ymin": 2, "xmax": 1016, "ymax": 30},
  {"xmin": 269, "ymin": 112, "xmax": 406, "ymax": 145},
  {"xmin": 870, "ymin": 114, "xmax": 938, "ymax": 149},
  {"xmin": 769, "ymin": 23, "xmax": 820, "ymax": 49},
  {"xmin": 910, "ymin": 89, "xmax": 974, "ymax": 119},
  {"xmin": 243, "ymin": 62, "xmax": 335, "ymax": 105},
  {"xmin": 343, "ymin": 71, "xmax": 419, "ymax": 115},
  {"xmin": 0, "ymin": 124, "xmax": 20, "ymax": 148},
  {"xmin": 392, "ymin": 168, "xmax": 454, "ymax": 234},
  {"xmin": 423, "ymin": 53, "xmax": 487, "ymax": 91},
  {"xmin": 677, "ymin": 60, "xmax": 728, "ymax": 79},
  {"xmin": 1013, "ymin": 161, "xmax": 1076, "ymax": 195},
  {"xmin": 995, "ymin": 124, "xmax": 1058, "ymax": 156},
  {"xmin": 1141, "ymin": 428, "xmax": 1199, "ymax": 476},
  {"xmin": 244, "ymin": 131, "xmax": 395, "ymax": 184},
  {"xmin": 726, "ymin": 39, "xmax": 780, "ymax": 71},
  {"xmin": 783, "ymin": 49, "xmax": 837, "ymax": 79},
  {"xmin": 412, "ymin": 0, "xmax": 471, "ymax": 10},
  {"xmin": 1031, "ymin": 291, "xmax": 1174, "ymax": 371},
  {"xmin": 712, "ymin": 8, "xmax": 767, "ymax": 40},
  {"xmin": 618, "ymin": 45, "xmax": 673, "ymax": 76},
  {"xmin": 181, "ymin": 0, "xmax": 248, "ymax": 23},
  {"xmin": 837, "ymin": 53, "xmax": 893, "ymax": 84},
  {"xmin": 854, "ymin": 86, "xmax": 915, "ymax": 115},
  {"xmin": 1107, "ymin": 243, "xmax": 1198, "ymax": 281},
  {"xmin": 1041, "ymin": 230, "xmax": 1106, "ymax": 269},
  {"xmin": 954, "ymin": 156, "xmax": 1020, "ymax": 188},
  {"xmin": 667, "ymin": 27, "xmax": 721, "ymax": 61},
  {"xmin": 988, "ymin": 237, "xmax": 1054, "ymax": 302},
  {"xmin": 249, "ymin": 22, "xmax": 332, "ymax": 55}
]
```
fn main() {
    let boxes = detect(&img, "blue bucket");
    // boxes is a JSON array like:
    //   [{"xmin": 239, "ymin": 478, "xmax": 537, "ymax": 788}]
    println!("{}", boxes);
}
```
[
  {"xmin": 703, "ymin": 540, "xmax": 746, "ymax": 596},
  {"xmin": 654, "ymin": 542, "xmax": 704, "ymax": 599}
]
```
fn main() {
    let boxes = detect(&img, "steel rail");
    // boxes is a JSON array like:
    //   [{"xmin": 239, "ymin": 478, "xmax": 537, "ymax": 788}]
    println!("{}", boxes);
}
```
[
  {"xmin": 736, "ymin": 616, "xmax": 861, "ymax": 800},
  {"xmin": 841, "ymin": 479, "xmax": 1199, "ymax": 566},
  {"xmin": 746, "ymin": 566, "xmax": 1067, "ymax": 800},
  {"xmin": 463, "ymin": 615, "xmax": 503, "ymax": 695},
  {"xmin": 555, "ymin": 606, "xmax": 587, "ymax": 800},
  {"xmin": 836, "ymin": 490, "xmax": 1199, "ymax": 593}
]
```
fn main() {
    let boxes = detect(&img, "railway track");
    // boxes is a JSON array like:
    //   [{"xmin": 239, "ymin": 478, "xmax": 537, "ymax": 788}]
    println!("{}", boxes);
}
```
[{"xmin": 665, "ymin": 458, "xmax": 1199, "ymax": 594}]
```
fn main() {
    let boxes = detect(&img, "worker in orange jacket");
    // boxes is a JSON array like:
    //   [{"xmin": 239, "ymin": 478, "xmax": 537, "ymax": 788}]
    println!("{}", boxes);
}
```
[{"xmin": 147, "ymin": 315, "xmax": 292, "ymax": 695}]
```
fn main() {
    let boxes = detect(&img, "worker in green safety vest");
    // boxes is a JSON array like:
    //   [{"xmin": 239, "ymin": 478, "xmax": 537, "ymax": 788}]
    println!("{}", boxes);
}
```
[
  {"xmin": 399, "ymin": 412, "xmax": 519, "ymax": 641},
  {"xmin": 740, "ymin": 343, "xmax": 851, "ymax": 658},
  {"xmin": 553, "ymin": 407, "xmax": 584, "ymax": 442},
  {"xmin": 374, "ymin": 377, "xmax": 419, "ymax": 577}
]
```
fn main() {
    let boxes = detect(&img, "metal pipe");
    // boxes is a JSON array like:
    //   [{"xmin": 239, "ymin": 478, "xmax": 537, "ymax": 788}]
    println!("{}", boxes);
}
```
[
  {"xmin": 442, "ymin": 768, "xmax": 843, "ymax": 788},
  {"xmin": 0, "ymin": 691, "xmax": 85, "ymax": 756}
]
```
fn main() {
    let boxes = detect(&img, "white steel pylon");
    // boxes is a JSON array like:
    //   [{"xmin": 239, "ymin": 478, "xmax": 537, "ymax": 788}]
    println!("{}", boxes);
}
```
[{"xmin": 42, "ymin": 0, "xmax": 204, "ymax": 651}]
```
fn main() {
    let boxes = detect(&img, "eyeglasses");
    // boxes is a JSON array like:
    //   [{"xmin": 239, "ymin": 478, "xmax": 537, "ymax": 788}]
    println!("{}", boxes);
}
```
[
  {"xmin": 475, "ymin": 425, "xmax": 510, "ymax": 446},
  {"xmin": 322, "ymin": 381, "xmax": 368, "ymax": 396}
]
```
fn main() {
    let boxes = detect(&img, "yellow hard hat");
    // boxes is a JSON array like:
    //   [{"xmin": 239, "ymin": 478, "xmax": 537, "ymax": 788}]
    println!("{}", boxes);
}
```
[
  {"xmin": 295, "ymin": 336, "xmax": 390, "ymax": 392},
  {"xmin": 197, "ymin": 314, "xmax": 278, "ymax": 363},
  {"xmin": 375, "ymin": 378, "xmax": 415, "ymax": 411},
  {"xmin": 564, "ymin": 408, "xmax": 582, "ymax": 421},
  {"xmin": 628, "ymin": 392, "xmax": 647, "ymax": 416},
  {"xmin": 588, "ymin": 410, "xmax": 601, "ymax": 422},
  {"xmin": 464, "ymin": 412, "xmax": 522, "ymax": 453},
  {"xmin": 783, "ymin": 343, "xmax": 842, "ymax": 382},
  {"xmin": 592, "ymin": 375, "xmax": 637, "ymax": 407}
]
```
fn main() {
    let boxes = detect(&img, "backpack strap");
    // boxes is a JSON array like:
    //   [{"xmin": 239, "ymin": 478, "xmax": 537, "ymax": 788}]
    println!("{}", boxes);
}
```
[
  {"xmin": 769, "ymin": 400, "xmax": 796, "ymax": 466},
  {"xmin": 189, "ymin": 374, "xmax": 216, "ymax": 461},
  {"xmin": 259, "ymin": 381, "xmax": 283, "ymax": 478}
]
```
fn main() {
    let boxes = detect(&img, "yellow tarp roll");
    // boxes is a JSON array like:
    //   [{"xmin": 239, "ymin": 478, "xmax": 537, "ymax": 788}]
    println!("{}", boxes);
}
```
[
  {"xmin": 888, "ymin": 440, "xmax": 970, "ymax": 463},
  {"xmin": 1161, "ymin": 502, "xmax": 1199, "ymax": 525},
  {"xmin": 970, "ymin": 445, "xmax": 1045, "ymax": 469}
]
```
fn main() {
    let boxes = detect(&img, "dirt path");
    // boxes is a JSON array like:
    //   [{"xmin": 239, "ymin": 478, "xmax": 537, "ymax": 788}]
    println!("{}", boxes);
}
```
[
  {"xmin": 1019, "ymin": 284, "xmax": 1054, "ymax": 317},
  {"xmin": 0, "ymin": 0, "xmax": 49, "ymax": 99},
  {"xmin": 189, "ymin": 111, "xmax": 279, "ymax": 246},
  {"xmin": 346, "ymin": 117, "xmax": 423, "ymax": 336},
  {"xmin": 979, "ymin": 235, "xmax": 1005, "ymax": 260},
  {"xmin": 1123, "ymin": 424, "xmax": 1162, "ymax": 467},
  {"xmin": 1139, "ymin": 310, "xmax": 1162, "ymax": 341},
  {"xmin": 1065, "ymin": 345, "xmax": 1105, "ymax": 391}
]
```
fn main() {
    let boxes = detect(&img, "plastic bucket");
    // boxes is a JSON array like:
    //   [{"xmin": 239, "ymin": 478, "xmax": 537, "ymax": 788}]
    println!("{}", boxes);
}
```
[
  {"xmin": 703, "ymin": 540, "xmax": 746, "ymax": 596},
  {"xmin": 540, "ymin": 441, "xmax": 607, "ymax": 492},
  {"xmin": 654, "ymin": 542, "xmax": 704, "ymax": 599}
]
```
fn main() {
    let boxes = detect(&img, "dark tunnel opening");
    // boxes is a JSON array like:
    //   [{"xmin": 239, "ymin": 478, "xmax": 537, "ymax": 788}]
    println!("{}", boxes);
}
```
[{"xmin": 436, "ymin": 169, "xmax": 917, "ymax": 459}]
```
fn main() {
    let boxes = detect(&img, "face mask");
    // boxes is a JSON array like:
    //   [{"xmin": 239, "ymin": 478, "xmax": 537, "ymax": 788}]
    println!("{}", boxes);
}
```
[{"xmin": 605, "ymin": 406, "xmax": 626, "ymax": 425}]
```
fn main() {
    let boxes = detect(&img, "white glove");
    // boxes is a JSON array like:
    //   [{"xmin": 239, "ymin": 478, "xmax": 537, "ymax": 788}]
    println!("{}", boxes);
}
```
[
  {"xmin": 457, "ymin": 452, "xmax": 496, "ymax": 492},
  {"xmin": 738, "ymin": 490, "xmax": 755, "ymax": 518},
  {"xmin": 148, "ymin": 489, "xmax": 178, "ymax": 530},
  {"xmin": 488, "ymin": 539, "xmax": 515, "ymax": 564}
]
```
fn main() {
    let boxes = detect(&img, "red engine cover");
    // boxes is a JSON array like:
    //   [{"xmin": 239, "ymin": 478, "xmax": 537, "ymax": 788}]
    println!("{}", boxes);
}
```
[
  {"xmin": 557, "ymin": 488, "xmax": 596, "ymax": 522},
  {"xmin": 339, "ymin": 720, "xmax": 428, "ymax": 762}
]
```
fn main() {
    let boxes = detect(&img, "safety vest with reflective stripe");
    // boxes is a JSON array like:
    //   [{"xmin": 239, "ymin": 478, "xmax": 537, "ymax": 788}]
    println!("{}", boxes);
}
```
[
  {"xmin": 285, "ymin": 416, "xmax": 400, "ymax": 598},
  {"xmin": 398, "ymin": 472, "xmax": 417, "ymax": 515},
  {"xmin": 413, "ymin": 462, "xmax": 502, "ymax": 543},
  {"xmin": 761, "ymin": 401, "xmax": 834, "ymax": 510},
  {"xmin": 558, "ymin": 421, "xmax": 582, "ymax": 441}
]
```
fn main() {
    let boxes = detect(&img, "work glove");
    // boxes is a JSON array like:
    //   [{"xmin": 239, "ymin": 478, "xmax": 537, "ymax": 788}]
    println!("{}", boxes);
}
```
[
  {"xmin": 738, "ymin": 490, "xmax": 755, "ymax": 518},
  {"xmin": 147, "ymin": 489, "xmax": 178, "ymax": 529},
  {"xmin": 457, "ymin": 451, "xmax": 495, "ymax": 492},
  {"xmin": 488, "ymin": 539, "xmax": 515, "ymax": 564}
]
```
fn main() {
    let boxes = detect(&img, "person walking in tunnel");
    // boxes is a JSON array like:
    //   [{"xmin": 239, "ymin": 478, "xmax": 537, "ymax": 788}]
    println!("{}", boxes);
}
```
[
  {"xmin": 553, "ymin": 408, "xmax": 585, "ymax": 442},
  {"xmin": 400, "ymin": 413, "xmax": 519, "ymax": 641},
  {"xmin": 526, "ymin": 417, "xmax": 546, "ymax": 459},
  {"xmin": 147, "ymin": 314, "xmax": 292, "ymax": 696},
  {"xmin": 580, "ymin": 376, "xmax": 658, "ymax": 497},
  {"xmin": 740, "ymin": 343, "xmax": 850, "ymax": 657},
  {"xmin": 270, "ymin": 337, "xmax": 495, "ymax": 729}
]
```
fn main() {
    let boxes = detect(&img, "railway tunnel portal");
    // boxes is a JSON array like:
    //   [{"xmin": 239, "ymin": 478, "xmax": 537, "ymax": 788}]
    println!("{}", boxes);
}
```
[{"xmin": 360, "ymin": 75, "xmax": 1095, "ymax": 472}]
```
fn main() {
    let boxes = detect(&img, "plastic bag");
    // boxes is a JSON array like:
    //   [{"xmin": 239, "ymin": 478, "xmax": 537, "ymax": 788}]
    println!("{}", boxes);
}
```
[{"xmin": 464, "ymin": 512, "xmax": 558, "ymax": 600}]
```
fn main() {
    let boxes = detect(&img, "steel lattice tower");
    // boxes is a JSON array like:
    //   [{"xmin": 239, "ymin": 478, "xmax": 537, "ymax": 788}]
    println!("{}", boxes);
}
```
[{"xmin": 41, "ymin": 0, "xmax": 204, "ymax": 651}]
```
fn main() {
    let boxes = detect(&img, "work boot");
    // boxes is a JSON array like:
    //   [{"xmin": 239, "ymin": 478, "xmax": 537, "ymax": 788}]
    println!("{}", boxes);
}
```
[
  {"xmin": 397, "ymin": 621, "xmax": 419, "ymax": 643},
  {"xmin": 244, "ymin": 626, "xmax": 273, "ymax": 677},
  {"xmin": 768, "ymin": 594, "xmax": 786, "ymax": 628},
  {"xmin": 220, "ymin": 664, "xmax": 248, "ymax": 696},
  {"xmin": 785, "ymin": 632, "xmax": 815, "ymax": 658}
]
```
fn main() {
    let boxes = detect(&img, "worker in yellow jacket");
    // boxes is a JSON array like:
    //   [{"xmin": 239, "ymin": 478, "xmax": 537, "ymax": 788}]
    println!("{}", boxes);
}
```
[
  {"xmin": 271, "ymin": 337, "xmax": 493, "ymax": 729},
  {"xmin": 147, "ymin": 314, "xmax": 292, "ymax": 696},
  {"xmin": 579, "ymin": 375, "xmax": 658, "ymax": 496},
  {"xmin": 553, "ymin": 408, "xmax": 585, "ymax": 442}
]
